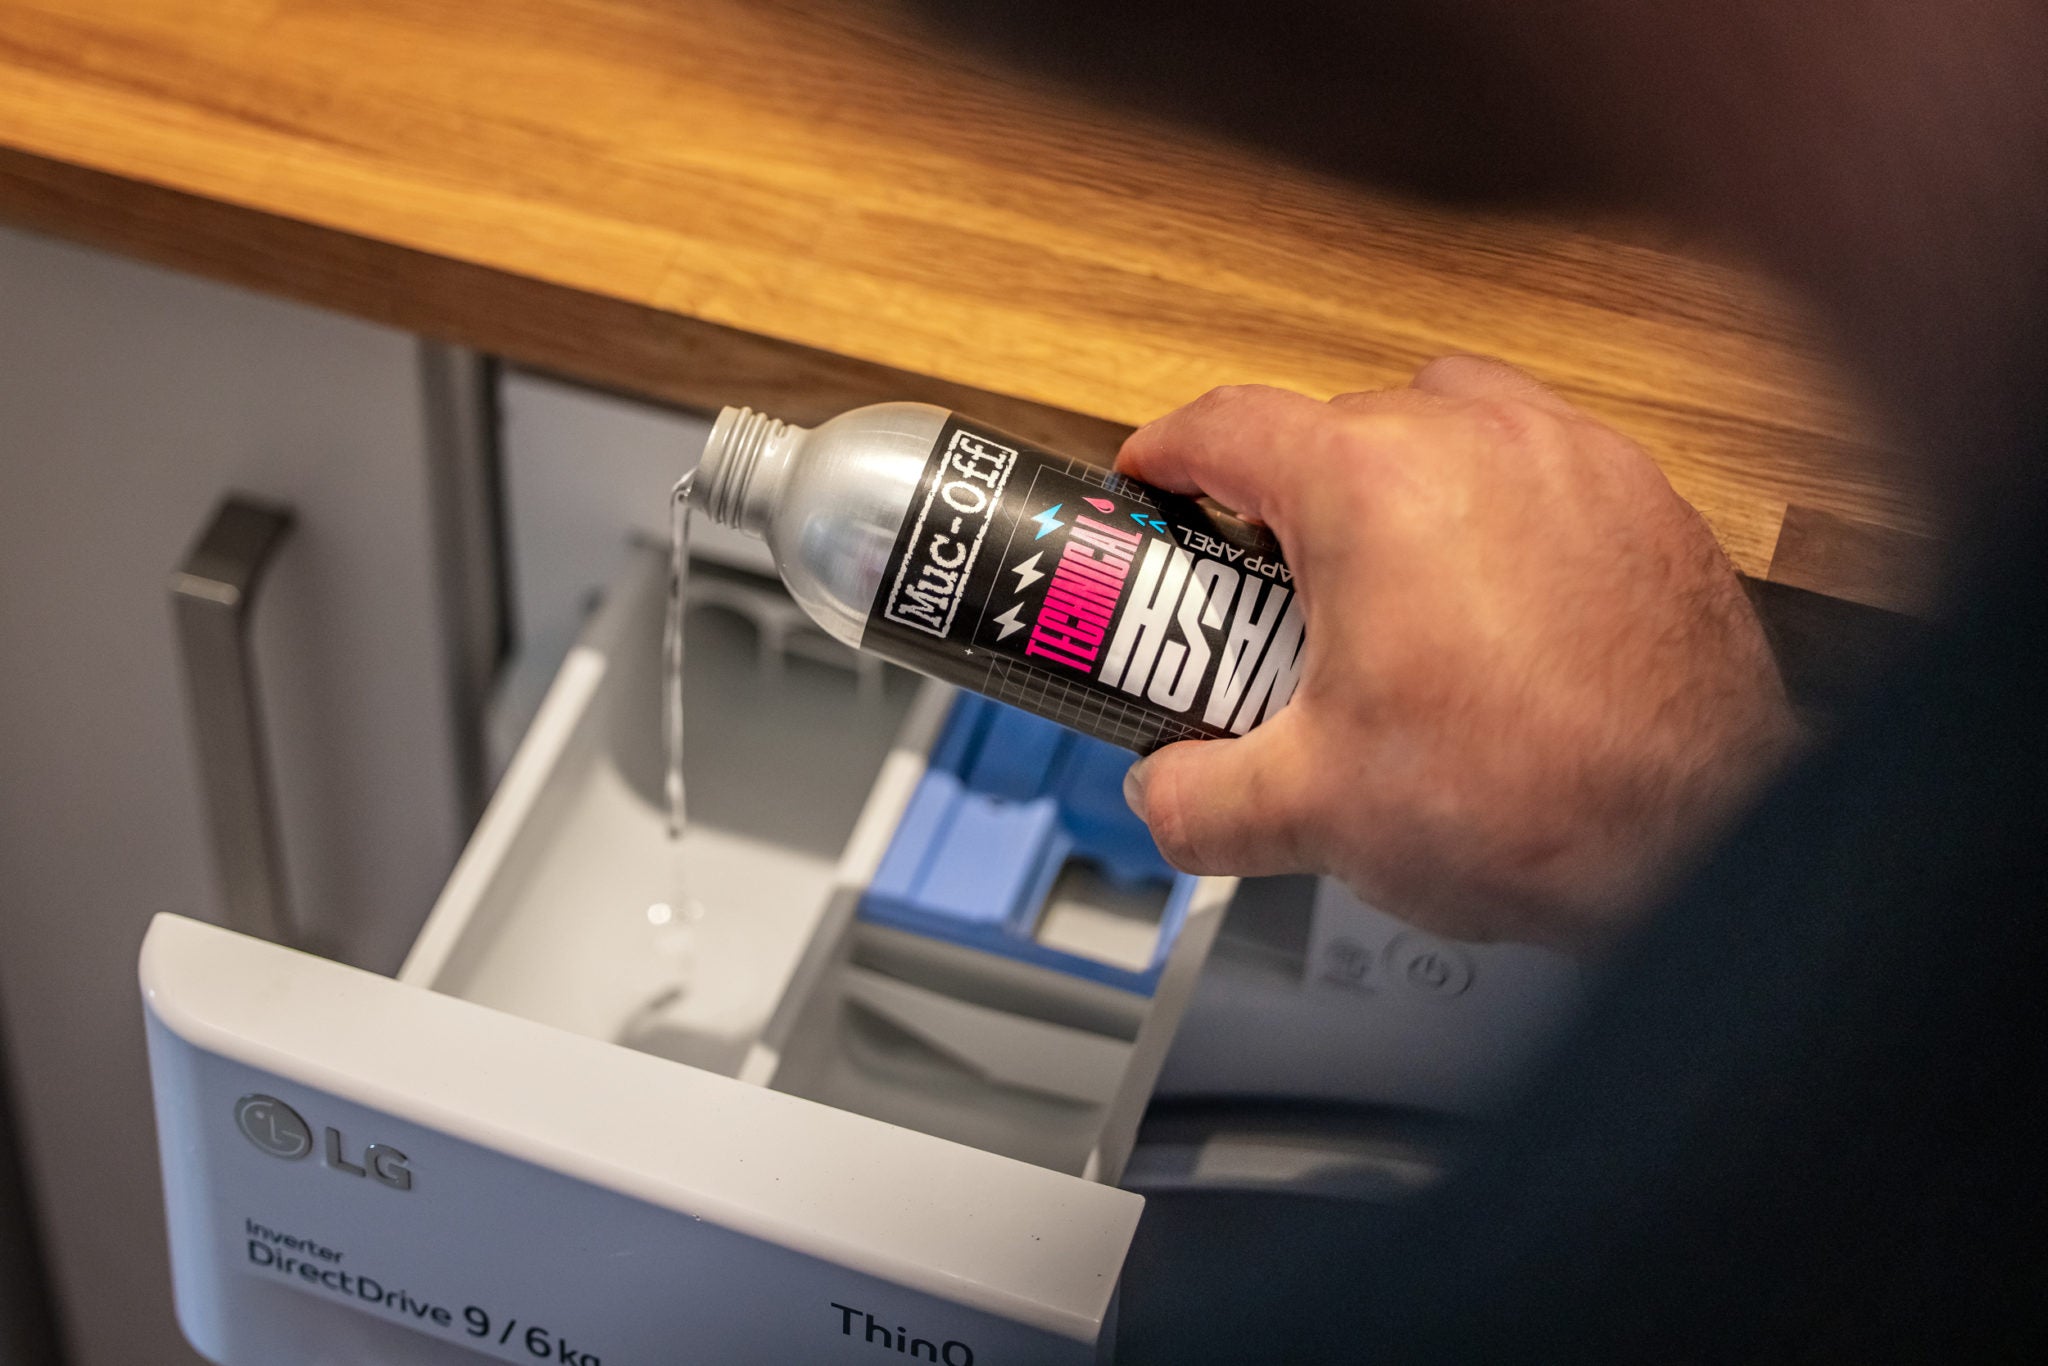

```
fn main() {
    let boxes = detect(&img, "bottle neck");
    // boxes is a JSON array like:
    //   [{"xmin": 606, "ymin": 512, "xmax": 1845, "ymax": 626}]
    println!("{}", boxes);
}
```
[{"xmin": 694, "ymin": 406, "xmax": 799, "ymax": 536}]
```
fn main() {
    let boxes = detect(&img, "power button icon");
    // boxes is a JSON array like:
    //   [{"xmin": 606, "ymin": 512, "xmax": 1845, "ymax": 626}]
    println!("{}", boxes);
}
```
[{"xmin": 1384, "ymin": 933, "xmax": 1475, "ymax": 998}]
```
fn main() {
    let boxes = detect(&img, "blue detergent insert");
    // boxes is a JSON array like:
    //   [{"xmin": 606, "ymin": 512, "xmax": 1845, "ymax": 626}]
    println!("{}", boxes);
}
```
[{"xmin": 859, "ymin": 695, "xmax": 1198, "ymax": 995}]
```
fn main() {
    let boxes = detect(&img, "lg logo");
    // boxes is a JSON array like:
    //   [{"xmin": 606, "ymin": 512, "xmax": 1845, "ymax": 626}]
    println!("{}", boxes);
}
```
[
  {"xmin": 233, "ymin": 1094, "xmax": 313, "ymax": 1158},
  {"xmin": 235, "ymin": 1094, "xmax": 413, "ymax": 1192}
]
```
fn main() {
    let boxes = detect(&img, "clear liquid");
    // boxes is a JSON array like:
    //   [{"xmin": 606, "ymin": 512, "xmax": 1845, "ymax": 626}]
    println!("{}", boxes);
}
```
[
  {"xmin": 664, "ymin": 470, "xmax": 693, "ymax": 840},
  {"xmin": 617, "ymin": 471, "xmax": 704, "ymax": 1049}
]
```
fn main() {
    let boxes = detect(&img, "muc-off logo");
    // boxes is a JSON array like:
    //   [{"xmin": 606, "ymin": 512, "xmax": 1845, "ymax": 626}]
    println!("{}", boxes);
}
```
[
  {"xmin": 235, "ymin": 1093, "xmax": 412, "ymax": 1192},
  {"xmin": 883, "ymin": 427, "xmax": 1017, "ymax": 638}
]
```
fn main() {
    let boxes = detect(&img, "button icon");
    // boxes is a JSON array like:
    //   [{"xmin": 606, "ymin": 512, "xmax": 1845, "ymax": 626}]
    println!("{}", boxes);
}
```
[
  {"xmin": 1383, "ymin": 933, "xmax": 1475, "ymax": 998},
  {"xmin": 234, "ymin": 1094, "xmax": 312, "ymax": 1159},
  {"xmin": 1318, "ymin": 935, "xmax": 1377, "ymax": 992}
]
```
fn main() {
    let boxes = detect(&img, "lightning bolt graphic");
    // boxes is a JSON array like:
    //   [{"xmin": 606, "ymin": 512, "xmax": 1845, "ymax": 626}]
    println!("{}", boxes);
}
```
[
  {"xmin": 1030, "ymin": 503, "xmax": 1065, "ymax": 540},
  {"xmin": 992, "ymin": 602, "xmax": 1027, "ymax": 640},
  {"xmin": 1010, "ymin": 552, "xmax": 1046, "ymax": 591}
]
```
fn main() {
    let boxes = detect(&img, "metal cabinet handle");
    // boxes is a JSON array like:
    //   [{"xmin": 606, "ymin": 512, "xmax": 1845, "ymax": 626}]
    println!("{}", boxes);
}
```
[{"xmin": 171, "ymin": 496, "xmax": 296, "ymax": 945}]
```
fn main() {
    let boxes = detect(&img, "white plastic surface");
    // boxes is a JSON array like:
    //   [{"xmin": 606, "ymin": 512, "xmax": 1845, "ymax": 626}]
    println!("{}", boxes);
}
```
[
  {"xmin": 144, "ymin": 916, "xmax": 1136, "ymax": 1363},
  {"xmin": 403, "ymin": 548, "xmax": 922, "ymax": 1074},
  {"xmin": 839, "ymin": 966, "xmax": 1134, "ymax": 1106},
  {"xmin": 1159, "ymin": 878, "xmax": 1583, "ymax": 1115}
]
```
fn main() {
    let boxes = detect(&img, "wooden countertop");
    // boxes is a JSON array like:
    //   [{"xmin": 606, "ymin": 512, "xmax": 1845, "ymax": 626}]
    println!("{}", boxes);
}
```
[{"xmin": 0, "ymin": 0, "xmax": 1930, "ymax": 608}]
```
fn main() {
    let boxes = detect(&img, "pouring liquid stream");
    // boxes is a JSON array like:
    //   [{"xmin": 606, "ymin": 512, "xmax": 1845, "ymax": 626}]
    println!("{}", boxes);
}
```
[
  {"xmin": 620, "ymin": 470, "xmax": 703, "ymax": 1045},
  {"xmin": 664, "ymin": 470, "xmax": 692, "ymax": 842}
]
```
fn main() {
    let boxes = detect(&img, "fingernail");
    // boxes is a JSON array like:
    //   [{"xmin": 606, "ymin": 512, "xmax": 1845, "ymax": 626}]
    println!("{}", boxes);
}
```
[{"xmin": 1123, "ymin": 759, "xmax": 1150, "ymax": 819}]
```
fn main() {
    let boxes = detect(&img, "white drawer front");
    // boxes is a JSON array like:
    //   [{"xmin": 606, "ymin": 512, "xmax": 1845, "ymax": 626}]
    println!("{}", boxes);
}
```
[{"xmin": 144, "ymin": 917, "xmax": 1131, "ymax": 1365}]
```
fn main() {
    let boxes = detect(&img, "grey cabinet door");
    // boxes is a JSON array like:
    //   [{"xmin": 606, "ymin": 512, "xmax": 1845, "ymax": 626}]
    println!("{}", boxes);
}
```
[{"xmin": 0, "ymin": 225, "xmax": 470, "ymax": 1366}]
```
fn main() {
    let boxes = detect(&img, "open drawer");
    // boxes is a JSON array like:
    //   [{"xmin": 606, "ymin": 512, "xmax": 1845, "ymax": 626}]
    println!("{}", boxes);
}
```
[{"xmin": 141, "ymin": 547, "xmax": 1235, "ymax": 1366}]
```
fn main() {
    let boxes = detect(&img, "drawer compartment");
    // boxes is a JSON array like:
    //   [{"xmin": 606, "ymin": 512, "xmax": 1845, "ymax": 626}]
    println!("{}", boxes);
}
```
[{"xmin": 143, "ymin": 546, "xmax": 1232, "ymax": 1365}]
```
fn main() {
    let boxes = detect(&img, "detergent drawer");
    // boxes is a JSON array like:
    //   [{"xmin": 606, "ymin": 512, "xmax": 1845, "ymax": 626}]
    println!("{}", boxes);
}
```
[{"xmin": 142, "ymin": 546, "xmax": 1232, "ymax": 1366}]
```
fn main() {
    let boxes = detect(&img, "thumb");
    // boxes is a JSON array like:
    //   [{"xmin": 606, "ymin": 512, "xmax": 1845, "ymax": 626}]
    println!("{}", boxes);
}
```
[{"xmin": 1124, "ymin": 725, "xmax": 1315, "ymax": 876}]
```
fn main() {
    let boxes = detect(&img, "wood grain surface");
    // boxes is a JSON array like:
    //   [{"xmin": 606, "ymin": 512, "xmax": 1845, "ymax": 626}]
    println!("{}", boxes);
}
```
[
  {"xmin": 0, "ymin": 0, "xmax": 1934, "ymax": 602},
  {"xmin": 1769, "ymin": 506, "xmax": 1941, "ymax": 616}
]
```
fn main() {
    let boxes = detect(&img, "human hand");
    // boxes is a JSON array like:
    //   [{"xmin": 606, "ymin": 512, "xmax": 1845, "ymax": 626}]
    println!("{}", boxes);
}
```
[{"xmin": 1118, "ymin": 357, "xmax": 1798, "ymax": 950}]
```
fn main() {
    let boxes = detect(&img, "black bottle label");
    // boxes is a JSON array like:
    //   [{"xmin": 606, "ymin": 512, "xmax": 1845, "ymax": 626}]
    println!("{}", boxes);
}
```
[{"xmin": 864, "ymin": 415, "xmax": 1303, "ymax": 753}]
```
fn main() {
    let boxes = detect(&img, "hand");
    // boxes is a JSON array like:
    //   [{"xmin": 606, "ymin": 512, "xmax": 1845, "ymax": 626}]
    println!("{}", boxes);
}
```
[{"xmin": 1117, "ymin": 357, "xmax": 1798, "ymax": 950}]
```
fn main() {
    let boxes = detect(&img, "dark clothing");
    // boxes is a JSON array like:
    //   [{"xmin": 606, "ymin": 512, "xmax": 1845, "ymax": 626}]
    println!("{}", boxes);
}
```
[{"xmin": 1125, "ymin": 485, "xmax": 2048, "ymax": 1363}]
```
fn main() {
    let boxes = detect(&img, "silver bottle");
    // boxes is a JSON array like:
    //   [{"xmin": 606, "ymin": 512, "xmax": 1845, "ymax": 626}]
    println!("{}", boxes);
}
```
[
  {"xmin": 694, "ymin": 402, "xmax": 946, "ymax": 649},
  {"xmin": 692, "ymin": 402, "xmax": 1304, "ymax": 752}
]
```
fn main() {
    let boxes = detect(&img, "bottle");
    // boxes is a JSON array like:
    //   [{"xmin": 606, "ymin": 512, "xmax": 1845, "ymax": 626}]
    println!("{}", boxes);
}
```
[{"xmin": 691, "ymin": 402, "xmax": 1304, "ymax": 753}]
